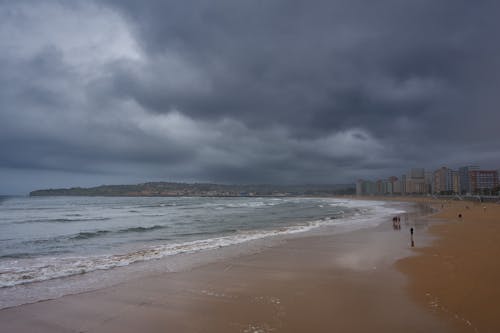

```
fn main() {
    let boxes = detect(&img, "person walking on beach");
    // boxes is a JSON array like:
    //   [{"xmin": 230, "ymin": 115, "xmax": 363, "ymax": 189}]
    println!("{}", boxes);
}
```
[{"xmin": 410, "ymin": 227, "xmax": 414, "ymax": 247}]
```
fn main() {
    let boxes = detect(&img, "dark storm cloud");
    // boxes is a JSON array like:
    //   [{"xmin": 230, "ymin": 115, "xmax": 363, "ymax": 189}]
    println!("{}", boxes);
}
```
[
  {"xmin": 1, "ymin": 0, "xmax": 500, "ymax": 193},
  {"xmin": 102, "ymin": 0, "xmax": 500, "ymax": 150}
]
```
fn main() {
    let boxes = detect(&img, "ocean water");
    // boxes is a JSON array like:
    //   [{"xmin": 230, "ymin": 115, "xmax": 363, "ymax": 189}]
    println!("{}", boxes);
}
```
[{"xmin": 0, "ymin": 196, "xmax": 404, "ymax": 303}]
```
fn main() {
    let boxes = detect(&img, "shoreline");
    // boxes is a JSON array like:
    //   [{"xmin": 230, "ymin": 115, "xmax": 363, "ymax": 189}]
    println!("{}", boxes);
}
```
[
  {"xmin": 0, "ymin": 198, "xmax": 406, "ymax": 310},
  {"xmin": 352, "ymin": 195, "xmax": 500, "ymax": 332},
  {"xmin": 0, "ymin": 200, "xmax": 457, "ymax": 332}
]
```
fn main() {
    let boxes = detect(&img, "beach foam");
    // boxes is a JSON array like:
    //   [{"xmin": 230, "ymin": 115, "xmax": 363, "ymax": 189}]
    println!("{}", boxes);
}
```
[{"xmin": 0, "ymin": 198, "xmax": 404, "ymax": 288}]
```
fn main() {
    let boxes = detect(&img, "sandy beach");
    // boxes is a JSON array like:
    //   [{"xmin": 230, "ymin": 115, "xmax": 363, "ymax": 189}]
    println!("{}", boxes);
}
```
[
  {"xmin": 0, "ymin": 199, "xmax": 498, "ymax": 332},
  {"xmin": 398, "ymin": 200, "xmax": 500, "ymax": 333}
]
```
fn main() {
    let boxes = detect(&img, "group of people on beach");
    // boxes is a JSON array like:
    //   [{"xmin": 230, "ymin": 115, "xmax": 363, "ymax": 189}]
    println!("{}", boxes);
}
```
[
  {"xmin": 392, "ymin": 216, "xmax": 401, "ymax": 230},
  {"xmin": 392, "ymin": 215, "xmax": 414, "ymax": 247}
]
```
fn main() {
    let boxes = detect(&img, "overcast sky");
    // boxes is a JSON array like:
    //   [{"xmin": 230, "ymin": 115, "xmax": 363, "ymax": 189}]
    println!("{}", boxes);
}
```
[{"xmin": 1, "ymin": 0, "xmax": 500, "ymax": 194}]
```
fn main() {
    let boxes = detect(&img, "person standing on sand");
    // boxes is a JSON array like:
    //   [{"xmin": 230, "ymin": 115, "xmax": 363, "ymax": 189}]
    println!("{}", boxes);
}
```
[{"xmin": 410, "ymin": 228, "xmax": 414, "ymax": 247}]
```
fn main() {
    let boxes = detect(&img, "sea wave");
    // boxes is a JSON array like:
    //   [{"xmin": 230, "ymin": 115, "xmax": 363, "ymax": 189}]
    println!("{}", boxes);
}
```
[
  {"xmin": 71, "ymin": 230, "xmax": 111, "ymax": 240},
  {"xmin": 0, "ymin": 201, "xmax": 404, "ymax": 288},
  {"xmin": 71, "ymin": 225, "xmax": 169, "ymax": 240},
  {"xmin": 22, "ymin": 225, "xmax": 170, "ymax": 245},
  {"xmin": 0, "ymin": 226, "xmax": 315, "ymax": 287},
  {"xmin": 13, "ymin": 217, "xmax": 111, "ymax": 224},
  {"xmin": 118, "ymin": 225, "xmax": 167, "ymax": 233}
]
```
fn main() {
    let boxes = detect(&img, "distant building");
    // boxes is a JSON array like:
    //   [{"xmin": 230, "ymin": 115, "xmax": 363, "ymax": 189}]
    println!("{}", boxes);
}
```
[
  {"xmin": 433, "ymin": 167, "xmax": 457, "ymax": 194},
  {"xmin": 356, "ymin": 180, "xmax": 363, "ymax": 196},
  {"xmin": 393, "ymin": 180, "xmax": 402, "ymax": 194},
  {"xmin": 385, "ymin": 181, "xmax": 393, "ymax": 194},
  {"xmin": 410, "ymin": 168, "xmax": 425, "ymax": 179},
  {"xmin": 469, "ymin": 170, "xmax": 499, "ymax": 194},
  {"xmin": 458, "ymin": 166, "xmax": 479, "ymax": 194},
  {"xmin": 451, "ymin": 170, "xmax": 460, "ymax": 194},
  {"xmin": 356, "ymin": 179, "xmax": 377, "ymax": 196},
  {"xmin": 425, "ymin": 172, "xmax": 434, "ymax": 194},
  {"xmin": 405, "ymin": 168, "xmax": 427, "ymax": 194},
  {"xmin": 388, "ymin": 176, "xmax": 398, "ymax": 183},
  {"xmin": 401, "ymin": 174, "xmax": 407, "ymax": 194},
  {"xmin": 386, "ymin": 176, "xmax": 399, "ymax": 195},
  {"xmin": 355, "ymin": 165, "xmax": 500, "ymax": 197},
  {"xmin": 433, "ymin": 167, "xmax": 447, "ymax": 193}
]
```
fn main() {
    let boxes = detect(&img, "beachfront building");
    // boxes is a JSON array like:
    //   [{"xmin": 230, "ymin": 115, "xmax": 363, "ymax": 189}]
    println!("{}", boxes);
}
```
[
  {"xmin": 401, "ymin": 174, "xmax": 407, "ymax": 194},
  {"xmin": 356, "ymin": 179, "xmax": 377, "ymax": 196},
  {"xmin": 469, "ymin": 170, "xmax": 499, "ymax": 195},
  {"xmin": 459, "ymin": 166, "xmax": 479, "ymax": 194},
  {"xmin": 405, "ymin": 168, "xmax": 428, "ymax": 194},
  {"xmin": 393, "ymin": 179, "xmax": 402, "ymax": 194},
  {"xmin": 452, "ymin": 170, "xmax": 460, "ymax": 194},
  {"xmin": 387, "ymin": 176, "xmax": 399, "ymax": 194},
  {"xmin": 425, "ymin": 172, "xmax": 434, "ymax": 194},
  {"xmin": 376, "ymin": 179, "xmax": 384, "ymax": 194},
  {"xmin": 357, "ymin": 178, "xmax": 399, "ymax": 196},
  {"xmin": 433, "ymin": 167, "xmax": 458, "ymax": 194},
  {"xmin": 356, "ymin": 180, "xmax": 362, "ymax": 196},
  {"xmin": 385, "ymin": 181, "xmax": 393, "ymax": 194},
  {"xmin": 410, "ymin": 168, "xmax": 425, "ymax": 179},
  {"xmin": 497, "ymin": 169, "xmax": 500, "ymax": 195},
  {"xmin": 355, "ymin": 166, "xmax": 499, "ymax": 197}
]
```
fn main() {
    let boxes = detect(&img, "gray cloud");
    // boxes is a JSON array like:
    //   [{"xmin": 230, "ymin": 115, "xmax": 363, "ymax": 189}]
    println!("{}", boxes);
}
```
[{"xmin": 1, "ymin": 0, "xmax": 500, "ymax": 194}]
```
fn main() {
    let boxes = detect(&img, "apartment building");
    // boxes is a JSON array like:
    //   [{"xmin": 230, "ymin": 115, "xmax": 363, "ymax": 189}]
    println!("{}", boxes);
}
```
[{"xmin": 469, "ymin": 170, "xmax": 499, "ymax": 194}]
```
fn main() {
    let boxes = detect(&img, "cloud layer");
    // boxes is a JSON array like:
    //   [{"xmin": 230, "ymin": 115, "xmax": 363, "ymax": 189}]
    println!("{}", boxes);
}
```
[{"xmin": 1, "ymin": 0, "xmax": 500, "ymax": 194}]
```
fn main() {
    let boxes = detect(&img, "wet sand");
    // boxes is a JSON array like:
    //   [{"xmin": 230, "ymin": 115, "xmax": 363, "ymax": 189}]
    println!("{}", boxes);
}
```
[
  {"xmin": 397, "ymin": 200, "xmax": 500, "ymax": 333},
  {"xmin": 0, "ymin": 202, "xmax": 457, "ymax": 333}
]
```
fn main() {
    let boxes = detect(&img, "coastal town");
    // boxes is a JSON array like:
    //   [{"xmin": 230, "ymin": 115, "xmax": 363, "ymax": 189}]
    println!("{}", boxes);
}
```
[
  {"xmin": 356, "ymin": 166, "xmax": 500, "ymax": 196},
  {"xmin": 30, "ymin": 166, "xmax": 500, "ymax": 198}
]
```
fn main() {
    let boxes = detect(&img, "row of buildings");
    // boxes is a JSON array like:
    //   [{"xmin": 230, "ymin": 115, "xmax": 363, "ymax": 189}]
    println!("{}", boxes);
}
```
[{"xmin": 356, "ymin": 166, "xmax": 500, "ymax": 196}]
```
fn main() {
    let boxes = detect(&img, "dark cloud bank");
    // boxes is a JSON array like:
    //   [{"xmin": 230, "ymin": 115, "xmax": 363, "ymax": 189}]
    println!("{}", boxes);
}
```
[{"xmin": 1, "ymin": 0, "xmax": 500, "ymax": 194}]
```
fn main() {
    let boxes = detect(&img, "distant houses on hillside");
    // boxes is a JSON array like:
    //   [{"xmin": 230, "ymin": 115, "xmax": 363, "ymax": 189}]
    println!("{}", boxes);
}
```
[
  {"xmin": 356, "ymin": 166, "xmax": 500, "ymax": 196},
  {"xmin": 30, "ymin": 182, "xmax": 356, "ymax": 197}
]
